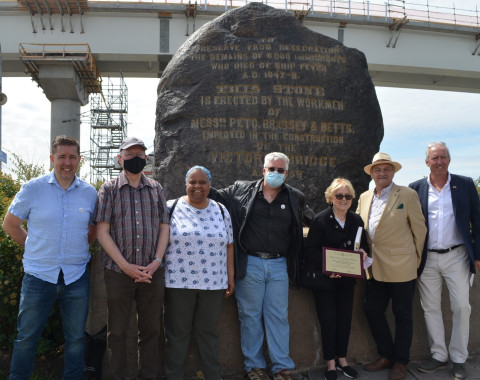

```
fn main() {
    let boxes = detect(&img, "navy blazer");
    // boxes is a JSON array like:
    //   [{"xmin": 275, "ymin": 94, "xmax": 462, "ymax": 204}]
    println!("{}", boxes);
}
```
[{"xmin": 409, "ymin": 174, "xmax": 480, "ymax": 275}]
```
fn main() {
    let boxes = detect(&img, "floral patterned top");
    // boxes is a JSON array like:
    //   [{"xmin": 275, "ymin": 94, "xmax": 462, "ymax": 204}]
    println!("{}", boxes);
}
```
[{"xmin": 165, "ymin": 197, "xmax": 233, "ymax": 290}]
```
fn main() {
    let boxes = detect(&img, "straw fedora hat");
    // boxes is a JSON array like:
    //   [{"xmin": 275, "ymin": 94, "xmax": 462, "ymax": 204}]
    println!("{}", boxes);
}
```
[{"xmin": 364, "ymin": 152, "xmax": 402, "ymax": 174}]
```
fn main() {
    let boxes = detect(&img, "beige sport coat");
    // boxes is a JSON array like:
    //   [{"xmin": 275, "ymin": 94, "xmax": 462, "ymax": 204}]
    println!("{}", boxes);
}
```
[{"xmin": 356, "ymin": 183, "xmax": 427, "ymax": 282}]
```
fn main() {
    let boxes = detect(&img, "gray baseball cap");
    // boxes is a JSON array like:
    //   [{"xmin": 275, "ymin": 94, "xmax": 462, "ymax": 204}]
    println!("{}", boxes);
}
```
[{"xmin": 120, "ymin": 137, "xmax": 147, "ymax": 151}]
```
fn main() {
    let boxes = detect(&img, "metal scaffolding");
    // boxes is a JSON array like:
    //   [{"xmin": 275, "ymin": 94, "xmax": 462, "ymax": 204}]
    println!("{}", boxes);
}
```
[
  {"xmin": 89, "ymin": 76, "xmax": 127, "ymax": 184},
  {"xmin": 19, "ymin": 43, "xmax": 102, "ymax": 95}
]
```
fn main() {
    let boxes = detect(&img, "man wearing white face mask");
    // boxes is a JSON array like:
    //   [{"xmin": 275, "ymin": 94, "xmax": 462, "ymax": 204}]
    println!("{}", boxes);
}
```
[{"xmin": 209, "ymin": 152, "xmax": 313, "ymax": 380}]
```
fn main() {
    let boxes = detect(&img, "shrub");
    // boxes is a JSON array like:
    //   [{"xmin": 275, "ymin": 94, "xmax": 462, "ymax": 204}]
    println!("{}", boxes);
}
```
[{"xmin": 0, "ymin": 172, "xmax": 23, "ymax": 348}]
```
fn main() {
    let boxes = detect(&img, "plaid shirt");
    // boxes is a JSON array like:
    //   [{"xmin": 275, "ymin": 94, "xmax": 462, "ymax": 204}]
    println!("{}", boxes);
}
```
[{"xmin": 95, "ymin": 171, "xmax": 169, "ymax": 272}]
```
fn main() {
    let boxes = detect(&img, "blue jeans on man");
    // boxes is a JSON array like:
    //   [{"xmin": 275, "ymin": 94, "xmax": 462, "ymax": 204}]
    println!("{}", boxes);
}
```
[
  {"xmin": 9, "ymin": 270, "xmax": 90, "ymax": 380},
  {"xmin": 235, "ymin": 255, "xmax": 294, "ymax": 373}
]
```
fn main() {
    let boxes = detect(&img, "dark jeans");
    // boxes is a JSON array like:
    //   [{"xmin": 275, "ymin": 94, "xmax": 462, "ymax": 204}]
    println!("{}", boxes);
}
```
[
  {"xmin": 10, "ymin": 270, "xmax": 89, "ymax": 380},
  {"xmin": 313, "ymin": 284, "xmax": 354, "ymax": 361},
  {"xmin": 363, "ymin": 278, "xmax": 416, "ymax": 364},
  {"xmin": 104, "ymin": 268, "xmax": 164, "ymax": 380}
]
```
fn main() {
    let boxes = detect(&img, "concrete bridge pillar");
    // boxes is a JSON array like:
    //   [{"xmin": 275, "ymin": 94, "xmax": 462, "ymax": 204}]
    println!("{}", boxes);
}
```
[
  {"xmin": 50, "ymin": 99, "xmax": 82, "ymax": 143},
  {"xmin": 37, "ymin": 64, "xmax": 89, "ymax": 143}
]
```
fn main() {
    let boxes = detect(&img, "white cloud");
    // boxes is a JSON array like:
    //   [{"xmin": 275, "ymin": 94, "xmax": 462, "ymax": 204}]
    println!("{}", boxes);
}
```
[
  {"xmin": 2, "ymin": 78, "xmax": 479, "ymax": 185},
  {"xmin": 376, "ymin": 87, "xmax": 480, "ymax": 185}
]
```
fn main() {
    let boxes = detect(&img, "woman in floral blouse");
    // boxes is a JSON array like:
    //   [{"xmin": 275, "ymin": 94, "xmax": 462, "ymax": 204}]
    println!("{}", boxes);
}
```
[{"xmin": 164, "ymin": 165, "xmax": 235, "ymax": 380}]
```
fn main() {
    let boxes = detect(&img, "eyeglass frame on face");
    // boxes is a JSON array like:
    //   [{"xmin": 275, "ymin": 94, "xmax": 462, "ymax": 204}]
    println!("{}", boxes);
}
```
[
  {"xmin": 334, "ymin": 193, "xmax": 354, "ymax": 201},
  {"xmin": 265, "ymin": 166, "xmax": 286, "ymax": 174},
  {"xmin": 122, "ymin": 151, "xmax": 146, "ymax": 159}
]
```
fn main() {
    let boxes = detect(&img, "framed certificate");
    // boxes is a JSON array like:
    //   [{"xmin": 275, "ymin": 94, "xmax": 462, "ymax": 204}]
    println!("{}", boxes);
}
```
[{"xmin": 322, "ymin": 247, "xmax": 364, "ymax": 278}]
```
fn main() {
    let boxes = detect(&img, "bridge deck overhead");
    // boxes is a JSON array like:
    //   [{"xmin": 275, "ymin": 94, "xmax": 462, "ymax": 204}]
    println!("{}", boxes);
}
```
[{"xmin": 1, "ymin": 0, "xmax": 479, "ymax": 93}]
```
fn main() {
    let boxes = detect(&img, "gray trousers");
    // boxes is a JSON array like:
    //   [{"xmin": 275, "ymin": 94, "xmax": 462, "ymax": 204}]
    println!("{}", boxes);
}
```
[
  {"xmin": 164, "ymin": 287, "xmax": 224, "ymax": 380},
  {"xmin": 418, "ymin": 246, "xmax": 471, "ymax": 363}
]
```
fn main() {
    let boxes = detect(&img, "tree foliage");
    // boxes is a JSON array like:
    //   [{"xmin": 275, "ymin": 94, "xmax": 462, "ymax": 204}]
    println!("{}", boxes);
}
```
[
  {"xmin": 0, "ymin": 172, "xmax": 24, "ymax": 347},
  {"xmin": 6, "ymin": 151, "xmax": 46, "ymax": 184}
]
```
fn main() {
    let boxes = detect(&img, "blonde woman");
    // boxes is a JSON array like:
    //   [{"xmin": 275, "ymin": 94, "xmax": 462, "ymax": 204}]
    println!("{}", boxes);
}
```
[{"xmin": 304, "ymin": 178, "xmax": 368, "ymax": 380}]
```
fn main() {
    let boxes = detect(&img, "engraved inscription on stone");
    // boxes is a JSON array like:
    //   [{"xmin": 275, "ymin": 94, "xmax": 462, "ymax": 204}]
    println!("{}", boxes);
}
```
[{"xmin": 155, "ymin": 3, "xmax": 383, "ymax": 212}]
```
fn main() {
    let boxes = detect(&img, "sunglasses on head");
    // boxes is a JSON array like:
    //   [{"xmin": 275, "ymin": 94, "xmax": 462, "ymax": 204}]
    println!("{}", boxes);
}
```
[
  {"xmin": 266, "ymin": 167, "xmax": 286, "ymax": 174},
  {"xmin": 334, "ymin": 194, "xmax": 353, "ymax": 201}
]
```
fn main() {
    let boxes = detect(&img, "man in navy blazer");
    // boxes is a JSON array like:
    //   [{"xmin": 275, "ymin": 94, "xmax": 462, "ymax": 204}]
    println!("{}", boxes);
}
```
[{"xmin": 409, "ymin": 142, "xmax": 480, "ymax": 380}]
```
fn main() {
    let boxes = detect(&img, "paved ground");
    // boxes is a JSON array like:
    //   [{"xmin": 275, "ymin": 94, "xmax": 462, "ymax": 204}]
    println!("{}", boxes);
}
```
[{"xmin": 306, "ymin": 356, "xmax": 480, "ymax": 380}]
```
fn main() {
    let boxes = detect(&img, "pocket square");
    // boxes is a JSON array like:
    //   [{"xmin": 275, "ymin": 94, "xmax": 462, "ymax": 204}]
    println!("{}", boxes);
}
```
[{"xmin": 397, "ymin": 204, "xmax": 404, "ymax": 209}]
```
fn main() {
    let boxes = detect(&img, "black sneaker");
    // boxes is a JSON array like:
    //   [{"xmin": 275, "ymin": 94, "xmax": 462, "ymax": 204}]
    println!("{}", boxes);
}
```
[
  {"xmin": 452, "ymin": 362, "xmax": 467, "ymax": 380},
  {"xmin": 324, "ymin": 368, "xmax": 337, "ymax": 380},
  {"xmin": 417, "ymin": 358, "xmax": 448, "ymax": 373},
  {"xmin": 335, "ymin": 359, "xmax": 358, "ymax": 379}
]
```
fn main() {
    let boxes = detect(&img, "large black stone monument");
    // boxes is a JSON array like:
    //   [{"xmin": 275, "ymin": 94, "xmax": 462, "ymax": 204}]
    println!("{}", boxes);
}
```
[{"xmin": 155, "ymin": 3, "xmax": 383, "ymax": 211}]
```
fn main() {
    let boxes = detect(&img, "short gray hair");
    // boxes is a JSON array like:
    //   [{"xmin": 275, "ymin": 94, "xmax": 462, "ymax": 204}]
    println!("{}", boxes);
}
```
[
  {"xmin": 264, "ymin": 152, "xmax": 289, "ymax": 170},
  {"xmin": 426, "ymin": 141, "xmax": 450, "ymax": 160}
]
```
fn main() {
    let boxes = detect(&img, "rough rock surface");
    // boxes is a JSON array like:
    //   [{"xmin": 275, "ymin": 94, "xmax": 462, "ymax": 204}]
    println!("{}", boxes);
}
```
[{"xmin": 155, "ymin": 3, "xmax": 383, "ymax": 211}]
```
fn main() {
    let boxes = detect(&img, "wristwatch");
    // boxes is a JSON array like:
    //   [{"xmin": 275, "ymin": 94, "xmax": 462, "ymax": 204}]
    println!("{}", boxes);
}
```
[{"xmin": 154, "ymin": 257, "xmax": 163, "ymax": 265}]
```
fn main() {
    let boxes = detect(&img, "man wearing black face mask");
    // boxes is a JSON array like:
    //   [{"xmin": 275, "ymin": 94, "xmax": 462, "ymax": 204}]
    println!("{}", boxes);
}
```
[{"xmin": 95, "ymin": 137, "xmax": 170, "ymax": 379}]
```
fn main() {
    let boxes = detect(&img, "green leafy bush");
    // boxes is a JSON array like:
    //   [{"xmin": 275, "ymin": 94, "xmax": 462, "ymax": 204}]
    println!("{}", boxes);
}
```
[{"xmin": 0, "ymin": 172, "xmax": 23, "ymax": 348}]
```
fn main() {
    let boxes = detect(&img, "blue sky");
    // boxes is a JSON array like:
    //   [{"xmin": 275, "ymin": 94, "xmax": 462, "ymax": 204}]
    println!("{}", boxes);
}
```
[
  {"xmin": 1, "ymin": 77, "xmax": 479, "ymax": 187},
  {"xmin": 374, "ymin": 87, "xmax": 480, "ymax": 186}
]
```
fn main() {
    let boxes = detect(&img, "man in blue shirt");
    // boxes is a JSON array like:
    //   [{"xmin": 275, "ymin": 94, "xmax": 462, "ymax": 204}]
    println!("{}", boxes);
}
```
[{"xmin": 2, "ymin": 135, "xmax": 97, "ymax": 380}]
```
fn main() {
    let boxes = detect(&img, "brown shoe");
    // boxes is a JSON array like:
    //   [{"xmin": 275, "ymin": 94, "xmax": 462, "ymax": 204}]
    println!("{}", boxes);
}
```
[
  {"xmin": 363, "ymin": 357, "xmax": 394, "ymax": 371},
  {"xmin": 247, "ymin": 368, "xmax": 270, "ymax": 380},
  {"xmin": 389, "ymin": 363, "xmax": 407, "ymax": 380}
]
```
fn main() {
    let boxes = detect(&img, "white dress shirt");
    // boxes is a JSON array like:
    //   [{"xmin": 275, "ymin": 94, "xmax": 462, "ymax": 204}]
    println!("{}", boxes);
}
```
[
  {"xmin": 427, "ymin": 173, "xmax": 463, "ymax": 250},
  {"xmin": 368, "ymin": 182, "xmax": 394, "ymax": 239}
]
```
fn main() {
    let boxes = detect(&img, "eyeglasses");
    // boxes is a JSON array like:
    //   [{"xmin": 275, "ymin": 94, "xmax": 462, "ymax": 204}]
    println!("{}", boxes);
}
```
[
  {"xmin": 122, "ymin": 152, "xmax": 146, "ymax": 159},
  {"xmin": 334, "ymin": 194, "xmax": 353, "ymax": 201},
  {"xmin": 265, "ymin": 167, "xmax": 286, "ymax": 174}
]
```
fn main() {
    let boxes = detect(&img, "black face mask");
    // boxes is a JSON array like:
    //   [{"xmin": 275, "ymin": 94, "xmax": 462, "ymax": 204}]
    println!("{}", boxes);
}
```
[{"xmin": 123, "ymin": 156, "xmax": 147, "ymax": 174}]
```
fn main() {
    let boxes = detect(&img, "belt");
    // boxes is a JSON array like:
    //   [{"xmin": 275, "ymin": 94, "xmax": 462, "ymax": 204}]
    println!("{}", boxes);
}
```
[
  {"xmin": 248, "ymin": 251, "xmax": 282, "ymax": 259},
  {"xmin": 428, "ymin": 244, "xmax": 463, "ymax": 254}
]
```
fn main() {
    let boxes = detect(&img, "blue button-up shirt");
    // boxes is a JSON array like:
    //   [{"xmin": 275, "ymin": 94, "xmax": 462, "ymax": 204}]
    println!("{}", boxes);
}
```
[{"xmin": 9, "ymin": 172, "xmax": 97, "ymax": 284}]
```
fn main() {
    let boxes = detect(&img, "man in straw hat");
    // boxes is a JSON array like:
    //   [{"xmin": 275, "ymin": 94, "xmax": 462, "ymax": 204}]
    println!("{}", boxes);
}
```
[
  {"xmin": 409, "ymin": 142, "xmax": 480, "ymax": 380},
  {"xmin": 356, "ymin": 152, "xmax": 427, "ymax": 380}
]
